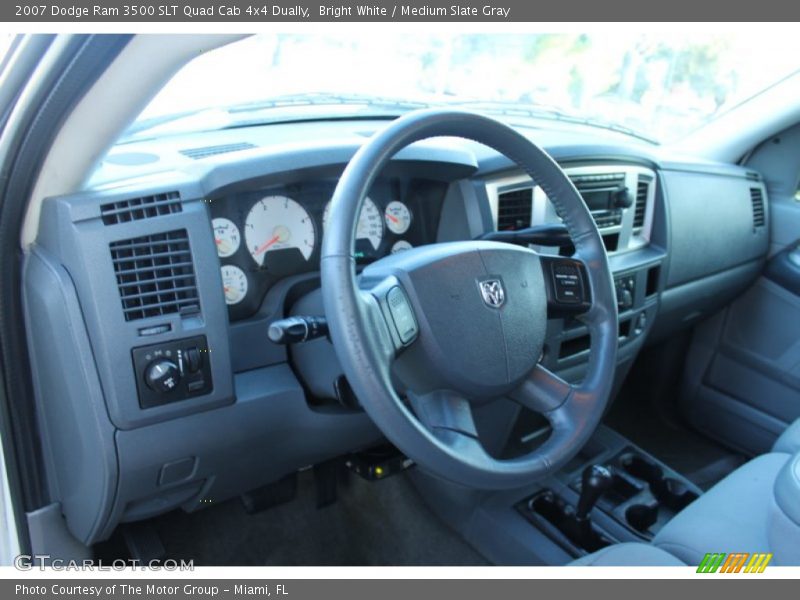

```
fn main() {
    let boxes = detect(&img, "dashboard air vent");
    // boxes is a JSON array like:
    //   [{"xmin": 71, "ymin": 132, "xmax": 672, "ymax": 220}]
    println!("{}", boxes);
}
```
[
  {"xmin": 750, "ymin": 188, "xmax": 766, "ymax": 227},
  {"xmin": 497, "ymin": 188, "xmax": 532, "ymax": 231},
  {"xmin": 180, "ymin": 142, "xmax": 256, "ymax": 159},
  {"xmin": 110, "ymin": 230, "xmax": 200, "ymax": 322},
  {"xmin": 101, "ymin": 192, "xmax": 181, "ymax": 225},
  {"xmin": 634, "ymin": 176, "xmax": 652, "ymax": 229}
]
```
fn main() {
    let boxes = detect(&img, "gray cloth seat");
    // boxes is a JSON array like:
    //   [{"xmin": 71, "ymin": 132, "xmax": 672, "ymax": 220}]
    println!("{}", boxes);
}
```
[
  {"xmin": 774, "ymin": 417, "xmax": 800, "ymax": 455},
  {"xmin": 571, "ymin": 447, "xmax": 800, "ymax": 566},
  {"xmin": 570, "ymin": 543, "xmax": 684, "ymax": 566}
]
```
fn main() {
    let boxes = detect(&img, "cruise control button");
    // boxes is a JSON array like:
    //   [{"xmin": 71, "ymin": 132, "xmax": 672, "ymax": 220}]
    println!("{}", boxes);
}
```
[{"xmin": 386, "ymin": 286, "xmax": 418, "ymax": 344}]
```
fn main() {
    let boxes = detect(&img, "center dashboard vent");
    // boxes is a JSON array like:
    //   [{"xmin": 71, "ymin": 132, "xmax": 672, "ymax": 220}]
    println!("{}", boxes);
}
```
[
  {"xmin": 101, "ymin": 192, "xmax": 182, "ymax": 225},
  {"xmin": 179, "ymin": 142, "xmax": 256, "ymax": 160},
  {"xmin": 110, "ymin": 230, "xmax": 200, "ymax": 322},
  {"xmin": 497, "ymin": 188, "xmax": 533, "ymax": 231},
  {"xmin": 634, "ymin": 175, "xmax": 653, "ymax": 229},
  {"xmin": 750, "ymin": 187, "xmax": 766, "ymax": 227}
]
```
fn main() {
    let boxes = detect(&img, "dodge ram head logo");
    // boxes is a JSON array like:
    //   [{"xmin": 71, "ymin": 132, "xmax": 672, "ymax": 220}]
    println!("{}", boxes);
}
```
[{"xmin": 479, "ymin": 279, "xmax": 505, "ymax": 308}]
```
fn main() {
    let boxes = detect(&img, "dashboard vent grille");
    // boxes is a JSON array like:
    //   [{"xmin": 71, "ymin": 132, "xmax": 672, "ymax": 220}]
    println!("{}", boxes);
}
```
[
  {"xmin": 497, "ymin": 188, "xmax": 532, "ymax": 231},
  {"xmin": 110, "ymin": 230, "xmax": 200, "ymax": 322},
  {"xmin": 750, "ymin": 188, "xmax": 766, "ymax": 227},
  {"xmin": 570, "ymin": 173, "xmax": 625, "ymax": 193},
  {"xmin": 180, "ymin": 142, "xmax": 256, "ymax": 159},
  {"xmin": 101, "ymin": 192, "xmax": 181, "ymax": 225},
  {"xmin": 634, "ymin": 176, "xmax": 652, "ymax": 229}
]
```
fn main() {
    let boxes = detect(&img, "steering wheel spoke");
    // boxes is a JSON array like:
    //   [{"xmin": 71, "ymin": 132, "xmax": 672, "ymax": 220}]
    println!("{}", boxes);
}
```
[
  {"xmin": 408, "ymin": 390, "xmax": 491, "ymax": 464},
  {"xmin": 541, "ymin": 254, "xmax": 593, "ymax": 317},
  {"xmin": 510, "ymin": 363, "xmax": 575, "ymax": 413}
]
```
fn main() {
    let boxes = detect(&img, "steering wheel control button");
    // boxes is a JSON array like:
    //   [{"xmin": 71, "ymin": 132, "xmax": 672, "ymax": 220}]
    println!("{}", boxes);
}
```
[
  {"xmin": 132, "ymin": 335, "xmax": 213, "ymax": 408},
  {"xmin": 387, "ymin": 286, "xmax": 417, "ymax": 344},
  {"xmin": 543, "ymin": 257, "xmax": 591, "ymax": 315},
  {"xmin": 553, "ymin": 264, "xmax": 582, "ymax": 303}
]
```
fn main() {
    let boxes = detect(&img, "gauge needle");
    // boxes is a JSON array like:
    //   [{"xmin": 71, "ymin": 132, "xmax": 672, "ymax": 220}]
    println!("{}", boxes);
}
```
[
  {"xmin": 254, "ymin": 234, "xmax": 281, "ymax": 256},
  {"xmin": 386, "ymin": 213, "xmax": 399, "ymax": 224}
]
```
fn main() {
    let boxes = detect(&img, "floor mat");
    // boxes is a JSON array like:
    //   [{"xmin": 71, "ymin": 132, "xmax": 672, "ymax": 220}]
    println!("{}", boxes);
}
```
[
  {"xmin": 140, "ymin": 469, "xmax": 489, "ymax": 566},
  {"xmin": 605, "ymin": 396, "xmax": 746, "ymax": 490}
]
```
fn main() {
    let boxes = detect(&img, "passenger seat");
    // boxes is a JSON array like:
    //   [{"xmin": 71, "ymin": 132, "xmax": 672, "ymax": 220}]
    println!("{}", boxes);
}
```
[{"xmin": 773, "ymin": 418, "xmax": 800, "ymax": 455}]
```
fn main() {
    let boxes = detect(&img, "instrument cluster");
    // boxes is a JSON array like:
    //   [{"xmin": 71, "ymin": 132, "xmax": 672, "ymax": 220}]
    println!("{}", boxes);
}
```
[{"xmin": 208, "ymin": 177, "xmax": 445, "ymax": 320}]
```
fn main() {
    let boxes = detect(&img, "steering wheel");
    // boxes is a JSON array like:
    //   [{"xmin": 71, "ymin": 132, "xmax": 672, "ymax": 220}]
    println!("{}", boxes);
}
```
[{"xmin": 321, "ymin": 109, "xmax": 617, "ymax": 490}]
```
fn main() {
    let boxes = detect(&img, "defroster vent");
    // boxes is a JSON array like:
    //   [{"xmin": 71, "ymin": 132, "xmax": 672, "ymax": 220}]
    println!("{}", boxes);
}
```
[
  {"xmin": 101, "ymin": 192, "xmax": 181, "ymax": 225},
  {"xmin": 180, "ymin": 142, "xmax": 256, "ymax": 159},
  {"xmin": 110, "ymin": 230, "xmax": 200, "ymax": 322},
  {"xmin": 497, "ymin": 188, "xmax": 533, "ymax": 231}
]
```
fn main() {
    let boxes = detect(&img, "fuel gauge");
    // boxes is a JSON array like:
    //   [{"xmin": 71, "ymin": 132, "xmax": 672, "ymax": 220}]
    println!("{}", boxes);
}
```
[{"xmin": 212, "ymin": 218, "xmax": 241, "ymax": 258}]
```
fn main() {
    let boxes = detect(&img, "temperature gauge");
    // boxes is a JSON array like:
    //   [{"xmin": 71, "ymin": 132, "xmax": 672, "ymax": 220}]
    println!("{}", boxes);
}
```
[
  {"xmin": 212, "ymin": 218, "xmax": 241, "ymax": 258},
  {"xmin": 221, "ymin": 265, "xmax": 248, "ymax": 305},
  {"xmin": 384, "ymin": 201, "xmax": 412, "ymax": 235}
]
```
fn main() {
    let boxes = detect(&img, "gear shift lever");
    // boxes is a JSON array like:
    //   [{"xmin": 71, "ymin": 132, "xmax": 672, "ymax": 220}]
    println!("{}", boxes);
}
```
[{"xmin": 576, "ymin": 464, "xmax": 613, "ymax": 521}]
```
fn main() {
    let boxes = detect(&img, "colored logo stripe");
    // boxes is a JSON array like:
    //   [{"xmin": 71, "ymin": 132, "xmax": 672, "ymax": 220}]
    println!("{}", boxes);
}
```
[
  {"xmin": 696, "ymin": 552, "xmax": 772, "ymax": 573},
  {"xmin": 745, "ymin": 553, "xmax": 772, "ymax": 573}
]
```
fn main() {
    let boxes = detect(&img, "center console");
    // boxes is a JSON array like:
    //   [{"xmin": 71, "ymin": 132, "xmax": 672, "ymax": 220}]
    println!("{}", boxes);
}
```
[{"xmin": 517, "ymin": 443, "xmax": 701, "ymax": 557}]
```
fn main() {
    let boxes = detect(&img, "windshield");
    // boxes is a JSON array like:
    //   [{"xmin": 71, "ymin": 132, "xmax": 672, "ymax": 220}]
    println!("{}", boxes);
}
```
[{"xmin": 129, "ymin": 33, "xmax": 800, "ymax": 144}]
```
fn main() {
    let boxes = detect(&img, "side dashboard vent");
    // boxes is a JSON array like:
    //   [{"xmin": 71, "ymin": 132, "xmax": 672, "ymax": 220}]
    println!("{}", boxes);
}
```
[
  {"xmin": 497, "ymin": 188, "xmax": 533, "ymax": 231},
  {"xmin": 101, "ymin": 192, "xmax": 181, "ymax": 225},
  {"xmin": 180, "ymin": 142, "xmax": 256, "ymax": 159},
  {"xmin": 634, "ymin": 176, "xmax": 652, "ymax": 229},
  {"xmin": 750, "ymin": 187, "xmax": 766, "ymax": 228},
  {"xmin": 110, "ymin": 230, "xmax": 200, "ymax": 322}
]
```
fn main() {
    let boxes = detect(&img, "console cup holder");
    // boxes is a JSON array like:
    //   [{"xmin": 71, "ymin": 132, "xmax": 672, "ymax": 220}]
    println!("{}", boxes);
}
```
[
  {"xmin": 625, "ymin": 503, "xmax": 659, "ymax": 533},
  {"xmin": 657, "ymin": 476, "xmax": 699, "ymax": 511},
  {"xmin": 617, "ymin": 452, "xmax": 700, "ymax": 533}
]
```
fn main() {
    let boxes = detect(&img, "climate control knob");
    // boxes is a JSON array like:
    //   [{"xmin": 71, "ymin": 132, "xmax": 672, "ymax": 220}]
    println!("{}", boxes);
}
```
[{"xmin": 145, "ymin": 359, "xmax": 180, "ymax": 393}]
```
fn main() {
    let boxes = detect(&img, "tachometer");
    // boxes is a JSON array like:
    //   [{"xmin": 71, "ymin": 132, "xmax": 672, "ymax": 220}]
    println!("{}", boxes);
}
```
[
  {"xmin": 212, "ymin": 217, "xmax": 241, "ymax": 258},
  {"xmin": 221, "ymin": 265, "xmax": 248, "ymax": 305},
  {"xmin": 245, "ymin": 195, "xmax": 316, "ymax": 266},
  {"xmin": 384, "ymin": 200, "xmax": 412, "ymax": 235},
  {"xmin": 323, "ymin": 196, "xmax": 384, "ymax": 251}
]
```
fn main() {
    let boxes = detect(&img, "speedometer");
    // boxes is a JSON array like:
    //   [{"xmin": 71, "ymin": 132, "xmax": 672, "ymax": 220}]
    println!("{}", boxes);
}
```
[
  {"xmin": 323, "ymin": 197, "xmax": 384, "ymax": 251},
  {"xmin": 245, "ymin": 195, "xmax": 316, "ymax": 266}
]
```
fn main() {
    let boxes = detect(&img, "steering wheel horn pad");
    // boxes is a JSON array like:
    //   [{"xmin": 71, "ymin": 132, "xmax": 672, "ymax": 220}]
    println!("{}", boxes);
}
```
[
  {"xmin": 322, "ymin": 109, "xmax": 617, "ymax": 489},
  {"xmin": 362, "ymin": 241, "xmax": 547, "ymax": 401}
]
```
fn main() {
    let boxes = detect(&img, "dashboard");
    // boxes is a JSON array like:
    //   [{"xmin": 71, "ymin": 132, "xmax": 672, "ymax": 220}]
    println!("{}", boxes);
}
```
[
  {"xmin": 23, "ymin": 116, "xmax": 770, "ymax": 547},
  {"xmin": 208, "ymin": 177, "xmax": 447, "ymax": 320}
]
